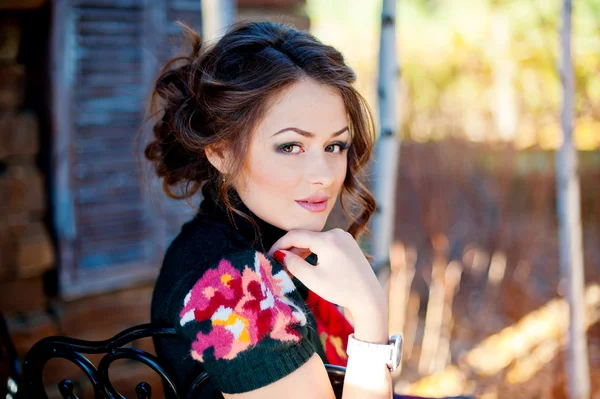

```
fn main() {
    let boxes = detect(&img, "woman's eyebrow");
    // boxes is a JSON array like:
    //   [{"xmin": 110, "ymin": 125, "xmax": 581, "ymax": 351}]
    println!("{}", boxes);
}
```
[{"xmin": 271, "ymin": 126, "xmax": 349, "ymax": 138}]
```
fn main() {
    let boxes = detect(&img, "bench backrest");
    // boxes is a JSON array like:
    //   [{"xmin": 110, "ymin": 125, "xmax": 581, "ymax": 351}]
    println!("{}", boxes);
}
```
[{"xmin": 21, "ymin": 323, "xmax": 345, "ymax": 399}]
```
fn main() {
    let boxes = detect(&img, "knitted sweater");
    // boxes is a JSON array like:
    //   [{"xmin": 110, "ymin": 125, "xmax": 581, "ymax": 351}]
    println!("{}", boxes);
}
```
[{"xmin": 150, "ymin": 187, "xmax": 352, "ymax": 396}]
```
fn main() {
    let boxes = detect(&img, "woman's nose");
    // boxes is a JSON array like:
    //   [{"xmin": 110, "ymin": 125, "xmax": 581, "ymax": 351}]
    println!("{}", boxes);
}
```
[{"xmin": 305, "ymin": 154, "xmax": 335, "ymax": 186}]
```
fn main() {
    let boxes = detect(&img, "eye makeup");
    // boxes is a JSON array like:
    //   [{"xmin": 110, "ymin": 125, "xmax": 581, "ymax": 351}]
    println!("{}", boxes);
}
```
[
  {"xmin": 275, "ymin": 141, "xmax": 351, "ymax": 155},
  {"xmin": 326, "ymin": 141, "xmax": 351, "ymax": 153}
]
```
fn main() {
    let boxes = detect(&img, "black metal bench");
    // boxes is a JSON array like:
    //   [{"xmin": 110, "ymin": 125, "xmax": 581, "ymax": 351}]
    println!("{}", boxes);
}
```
[{"xmin": 20, "ymin": 323, "xmax": 346, "ymax": 399}]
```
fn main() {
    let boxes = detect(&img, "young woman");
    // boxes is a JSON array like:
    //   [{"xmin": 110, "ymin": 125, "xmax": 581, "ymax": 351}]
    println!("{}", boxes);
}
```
[{"xmin": 145, "ymin": 21, "xmax": 394, "ymax": 399}]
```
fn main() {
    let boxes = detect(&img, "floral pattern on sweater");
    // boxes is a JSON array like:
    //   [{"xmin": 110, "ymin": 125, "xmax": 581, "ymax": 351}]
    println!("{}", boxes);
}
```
[{"xmin": 179, "ymin": 251, "xmax": 307, "ymax": 361}]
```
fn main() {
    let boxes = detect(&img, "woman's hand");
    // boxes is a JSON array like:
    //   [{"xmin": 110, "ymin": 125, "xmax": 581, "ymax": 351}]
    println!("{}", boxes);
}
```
[{"xmin": 268, "ymin": 229, "xmax": 386, "ymax": 318}]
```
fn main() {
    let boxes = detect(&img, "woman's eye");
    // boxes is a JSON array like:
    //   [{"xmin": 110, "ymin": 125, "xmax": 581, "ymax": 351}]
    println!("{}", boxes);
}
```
[
  {"xmin": 325, "ymin": 142, "xmax": 349, "ymax": 153},
  {"xmin": 278, "ymin": 144, "xmax": 302, "ymax": 154}
]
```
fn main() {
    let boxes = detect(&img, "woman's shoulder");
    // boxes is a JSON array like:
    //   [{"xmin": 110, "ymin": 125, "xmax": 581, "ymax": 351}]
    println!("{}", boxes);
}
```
[
  {"xmin": 163, "ymin": 215, "xmax": 255, "ymax": 271},
  {"xmin": 162, "ymin": 227, "xmax": 316, "ymax": 394},
  {"xmin": 152, "ymin": 216, "xmax": 260, "ymax": 316}
]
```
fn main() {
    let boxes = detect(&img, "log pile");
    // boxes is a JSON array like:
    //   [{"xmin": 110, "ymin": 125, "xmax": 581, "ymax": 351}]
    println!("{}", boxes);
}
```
[{"xmin": 0, "ymin": 14, "xmax": 54, "ymax": 314}]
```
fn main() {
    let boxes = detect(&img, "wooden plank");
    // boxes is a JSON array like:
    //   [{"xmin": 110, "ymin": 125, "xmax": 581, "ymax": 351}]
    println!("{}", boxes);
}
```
[
  {"xmin": 74, "ymin": 169, "xmax": 139, "ymax": 186},
  {"xmin": 75, "ymin": 7, "xmax": 142, "ymax": 21},
  {"xmin": 78, "ymin": 222, "xmax": 148, "ymax": 241},
  {"xmin": 75, "ymin": 199, "xmax": 146, "ymax": 219},
  {"xmin": 76, "ymin": 96, "xmax": 144, "ymax": 113},
  {"xmin": 75, "ymin": 137, "xmax": 136, "ymax": 154},
  {"xmin": 75, "ymin": 218, "xmax": 148, "ymax": 240},
  {"xmin": 75, "ymin": 178, "xmax": 144, "ymax": 208},
  {"xmin": 77, "ymin": 34, "xmax": 141, "ymax": 48},
  {"xmin": 77, "ymin": 72, "xmax": 142, "ymax": 87},
  {"xmin": 75, "ymin": 231, "xmax": 148, "ymax": 252},
  {"xmin": 76, "ymin": 202, "xmax": 143, "ymax": 219},
  {"xmin": 74, "ymin": 84, "xmax": 143, "ymax": 100},
  {"xmin": 77, "ymin": 222, "xmax": 147, "ymax": 241},
  {"xmin": 77, "ymin": 47, "xmax": 142, "ymax": 62},
  {"xmin": 73, "ymin": 147, "xmax": 137, "ymax": 164},
  {"xmin": 71, "ymin": 0, "xmax": 144, "ymax": 8},
  {"xmin": 78, "ymin": 245, "xmax": 146, "ymax": 270},
  {"xmin": 73, "ymin": 159, "xmax": 138, "ymax": 178},
  {"xmin": 78, "ymin": 66, "xmax": 142, "ymax": 76},
  {"xmin": 75, "ymin": 177, "xmax": 143, "ymax": 198},
  {"xmin": 78, "ymin": 46, "xmax": 142, "ymax": 63},
  {"xmin": 76, "ymin": 186, "xmax": 142, "ymax": 205},
  {"xmin": 51, "ymin": 0, "xmax": 77, "ymax": 289},
  {"xmin": 168, "ymin": 0, "xmax": 201, "ymax": 11},
  {"xmin": 77, "ymin": 210, "xmax": 147, "ymax": 229},
  {"xmin": 75, "ymin": 109, "xmax": 142, "ymax": 126},
  {"xmin": 74, "ymin": 124, "xmax": 140, "ymax": 138},
  {"xmin": 77, "ymin": 20, "xmax": 141, "ymax": 36}
]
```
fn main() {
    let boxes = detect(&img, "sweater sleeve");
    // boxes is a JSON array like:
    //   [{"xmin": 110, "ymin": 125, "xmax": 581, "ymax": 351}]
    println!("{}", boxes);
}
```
[{"xmin": 175, "ymin": 249, "xmax": 317, "ymax": 394}]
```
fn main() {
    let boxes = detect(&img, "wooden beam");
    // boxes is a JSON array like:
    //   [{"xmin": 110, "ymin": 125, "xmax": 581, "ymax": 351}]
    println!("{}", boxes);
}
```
[{"xmin": 0, "ymin": 0, "xmax": 46, "ymax": 10}]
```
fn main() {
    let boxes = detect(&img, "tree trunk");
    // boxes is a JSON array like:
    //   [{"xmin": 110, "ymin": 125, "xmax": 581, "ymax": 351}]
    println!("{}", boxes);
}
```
[
  {"xmin": 371, "ymin": 0, "xmax": 401, "ymax": 275},
  {"xmin": 201, "ymin": 0, "xmax": 236, "ymax": 43},
  {"xmin": 556, "ymin": 0, "xmax": 590, "ymax": 397}
]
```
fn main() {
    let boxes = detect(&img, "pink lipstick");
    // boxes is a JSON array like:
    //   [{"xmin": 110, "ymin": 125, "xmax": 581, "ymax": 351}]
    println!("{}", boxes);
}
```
[{"xmin": 296, "ymin": 195, "xmax": 328, "ymax": 213}]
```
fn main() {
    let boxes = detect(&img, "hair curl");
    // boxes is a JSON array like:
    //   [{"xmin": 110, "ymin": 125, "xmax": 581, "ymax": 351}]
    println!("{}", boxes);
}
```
[{"xmin": 143, "ymin": 21, "xmax": 376, "ymax": 238}]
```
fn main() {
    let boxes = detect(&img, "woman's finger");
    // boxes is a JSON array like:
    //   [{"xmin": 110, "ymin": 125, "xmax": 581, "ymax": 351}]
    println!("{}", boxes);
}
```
[
  {"xmin": 273, "ymin": 249, "xmax": 321, "ymax": 288},
  {"xmin": 288, "ymin": 247, "xmax": 312, "ymax": 259}
]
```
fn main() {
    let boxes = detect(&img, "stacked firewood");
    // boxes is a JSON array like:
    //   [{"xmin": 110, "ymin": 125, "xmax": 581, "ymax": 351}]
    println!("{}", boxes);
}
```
[{"xmin": 0, "ymin": 14, "xmax": 54, "ymax": 314}]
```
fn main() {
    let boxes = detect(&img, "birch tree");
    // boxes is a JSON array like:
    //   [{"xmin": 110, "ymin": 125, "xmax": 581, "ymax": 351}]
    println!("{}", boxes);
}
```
[
  {"xmin": 371, "ymin": 0, "xmax": 401, "ymax": 276},
  {"xmin": 556, "ymin": 0, "xmax": 590, "ymax": 397},
  {"xmin": 201, "ymin": 0, "xmax": 236, "ymax": 43}
]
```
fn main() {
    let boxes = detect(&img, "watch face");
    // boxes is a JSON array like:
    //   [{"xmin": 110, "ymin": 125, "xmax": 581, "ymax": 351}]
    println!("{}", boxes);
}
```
[{"xmin": 390, "ymin": 334, "xmax": 403, "ymax": 370}]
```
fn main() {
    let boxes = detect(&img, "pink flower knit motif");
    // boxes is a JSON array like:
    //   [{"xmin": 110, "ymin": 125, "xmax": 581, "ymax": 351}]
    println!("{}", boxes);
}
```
[{"xmin": 179, "ymin": 252, "xmax": 307, "ymax": 361}]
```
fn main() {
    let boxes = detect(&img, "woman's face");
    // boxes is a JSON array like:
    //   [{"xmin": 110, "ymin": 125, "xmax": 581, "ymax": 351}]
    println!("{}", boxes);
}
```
[{"xmin": 235, "ymin": 78, "xmax": 350, "ymax": 232}]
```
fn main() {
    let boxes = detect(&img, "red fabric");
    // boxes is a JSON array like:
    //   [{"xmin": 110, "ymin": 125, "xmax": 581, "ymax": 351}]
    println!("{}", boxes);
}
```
[{"xmin": 305, "ymin": 290, "xmax": 354, "ymax": 367}]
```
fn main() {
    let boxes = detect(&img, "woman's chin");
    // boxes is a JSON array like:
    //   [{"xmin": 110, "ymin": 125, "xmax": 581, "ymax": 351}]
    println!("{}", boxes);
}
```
[
  {"xmin": 272, "ymin": 213, "xmax": 325, "ymax": 232},
  {"xmin": 284, "ymin": 218, "xmax": 328, "ymax": 232}
]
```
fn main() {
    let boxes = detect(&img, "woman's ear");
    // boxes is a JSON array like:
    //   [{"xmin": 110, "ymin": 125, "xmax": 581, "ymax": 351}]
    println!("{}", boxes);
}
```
[{"xmin": 205, "ymin": 144, "xmax": 230, "ymax": 174}]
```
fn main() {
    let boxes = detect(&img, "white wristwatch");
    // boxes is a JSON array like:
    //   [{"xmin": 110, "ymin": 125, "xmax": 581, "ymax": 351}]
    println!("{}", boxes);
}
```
[{"xmin": 346, "ymin": 333, "xmax": 403, "ymax": 372}]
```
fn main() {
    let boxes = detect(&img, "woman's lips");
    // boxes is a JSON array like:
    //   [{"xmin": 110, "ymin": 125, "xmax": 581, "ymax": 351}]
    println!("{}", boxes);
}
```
[{"xmin": 295, "ymin": 199, "xmax": 328, "ymax": 213}]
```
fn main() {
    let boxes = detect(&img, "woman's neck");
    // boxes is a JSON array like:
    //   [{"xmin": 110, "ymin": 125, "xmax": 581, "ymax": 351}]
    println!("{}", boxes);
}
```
[{"xmin": 198, "ymin": 185, "xmax": 287, "ymax": 253}]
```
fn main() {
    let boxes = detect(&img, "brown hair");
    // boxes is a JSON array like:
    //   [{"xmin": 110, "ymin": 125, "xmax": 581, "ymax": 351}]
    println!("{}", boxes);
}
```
[{"xmin": 143, "ymin": 21, "xmax": 376, "ymax": 238}]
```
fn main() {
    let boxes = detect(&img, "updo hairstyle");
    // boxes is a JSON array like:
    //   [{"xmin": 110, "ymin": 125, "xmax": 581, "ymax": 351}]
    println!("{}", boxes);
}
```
[{"xmin": 144, "ymin": 21, "xmax": 376, "ymax": 238}]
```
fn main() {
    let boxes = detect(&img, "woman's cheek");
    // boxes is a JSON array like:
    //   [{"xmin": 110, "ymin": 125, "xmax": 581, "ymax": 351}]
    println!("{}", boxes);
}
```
[
  {"xmin": 333, "ymin": 157, "xmax": 348, "ymax": 188},
  {"xmin": 255, "ymin": 154, "xmax": 298, "ymax": 195}
]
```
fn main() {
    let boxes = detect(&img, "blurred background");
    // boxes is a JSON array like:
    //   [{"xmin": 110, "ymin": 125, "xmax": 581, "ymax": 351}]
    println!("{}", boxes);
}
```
[{"xmin": 0, "ymin": 0, "xmax": 598, "ymax": 398}]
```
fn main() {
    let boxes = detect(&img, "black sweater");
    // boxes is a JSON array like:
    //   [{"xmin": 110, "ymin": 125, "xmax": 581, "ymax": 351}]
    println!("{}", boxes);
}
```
[{"xmin": 151, "ymin": 188, "xmax": 327, "ymax": 396}]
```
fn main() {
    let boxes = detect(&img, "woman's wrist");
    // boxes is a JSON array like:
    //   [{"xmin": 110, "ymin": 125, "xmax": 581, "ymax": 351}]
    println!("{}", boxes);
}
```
[{"xmin": 349, "ymin": 295, "xmax": 389, "ymax": 344}]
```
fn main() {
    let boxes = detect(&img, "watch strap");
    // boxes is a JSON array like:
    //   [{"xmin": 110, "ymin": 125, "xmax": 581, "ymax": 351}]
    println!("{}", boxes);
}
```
[{"xmin": 346, "ymin": 333, "xmax": 402, "ymax": 371}]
